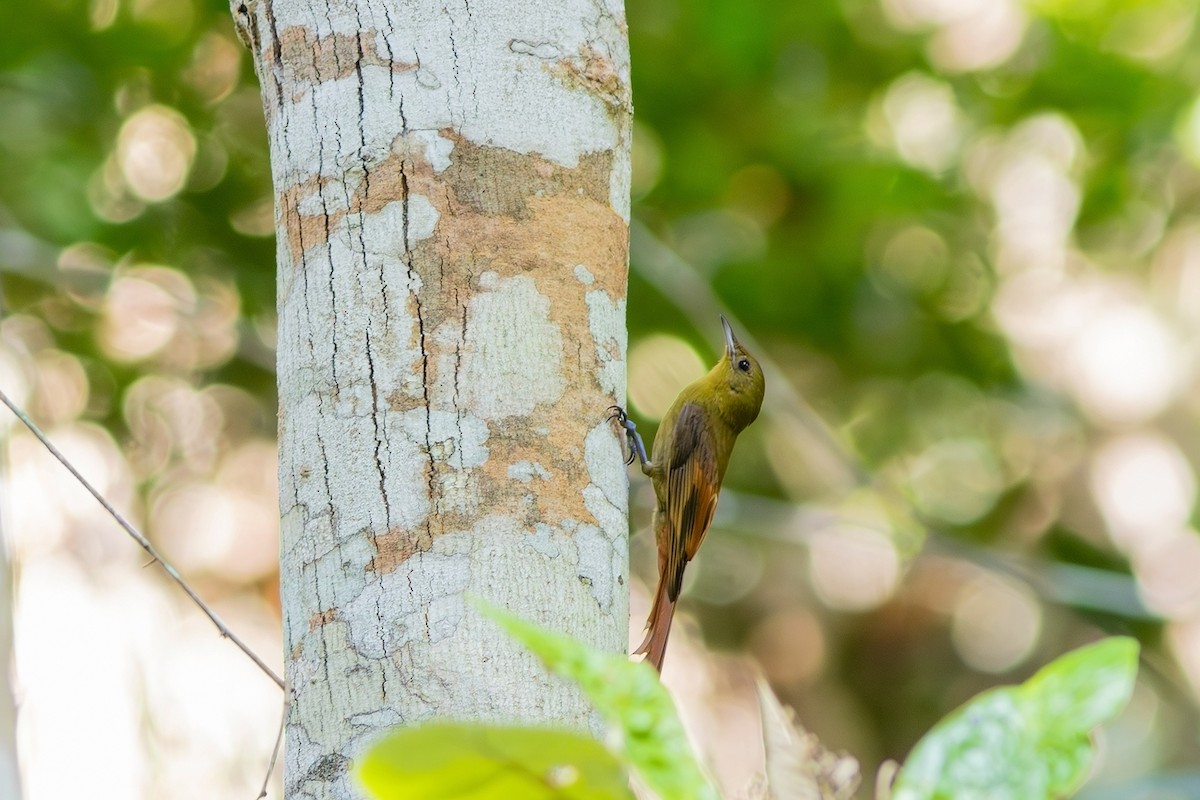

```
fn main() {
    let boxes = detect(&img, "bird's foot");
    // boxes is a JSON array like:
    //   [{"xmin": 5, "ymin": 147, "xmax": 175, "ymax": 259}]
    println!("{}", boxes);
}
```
[{"xmin": 607, "ymin": 405, "xmax": 647, "ymax": 467}]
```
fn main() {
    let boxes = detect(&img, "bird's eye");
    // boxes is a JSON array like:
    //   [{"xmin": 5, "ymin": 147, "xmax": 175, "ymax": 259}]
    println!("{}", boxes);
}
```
[{"xmin": 738, "ymin": 358, "xmax": 751, "ymax": 372}]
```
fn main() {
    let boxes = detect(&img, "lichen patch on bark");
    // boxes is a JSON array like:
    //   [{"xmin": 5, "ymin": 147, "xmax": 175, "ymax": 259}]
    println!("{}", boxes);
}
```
[
  {"xmin": 585, "ymin": 287, "xmax": 626, "ymax": 396},
  {"xmin": 393, "ymin": 129, "xmax": 455, "ymax": 173},
  {"xmin": 461, "ymin": 273, "xmax": 565, "ymax": 419},
  {"xmin": 344, "ymin": 548, "xmax": 471, "ymax": 657}
]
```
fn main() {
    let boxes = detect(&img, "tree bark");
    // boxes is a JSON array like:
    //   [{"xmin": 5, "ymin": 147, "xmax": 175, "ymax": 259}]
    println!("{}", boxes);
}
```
[{"xmin": 233, "ymin": 0, "xmax": 631, "ymax": 796}]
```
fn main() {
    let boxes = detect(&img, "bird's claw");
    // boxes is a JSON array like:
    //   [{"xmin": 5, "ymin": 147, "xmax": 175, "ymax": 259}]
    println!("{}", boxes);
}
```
[{"xmin": 607, "ymin": 405, "xmax": 643, "ymax": 467}]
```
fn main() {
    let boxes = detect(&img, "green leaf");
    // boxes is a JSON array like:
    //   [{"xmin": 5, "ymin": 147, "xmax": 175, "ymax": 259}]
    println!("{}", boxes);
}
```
[
  {"xmin": 1022, "ymin": 636, "xmax": 1139, "ymax": 736},
  {"xmin": 478, "ymin": 601, "xmax": 720, "ymax": 800},
  {"xmin": 892, "ymin": 637, "xmax": 1139, "ymax": 800},
  {"xmin": 354, "ymin": 722, "xmax": 633, "ymax": 800}
]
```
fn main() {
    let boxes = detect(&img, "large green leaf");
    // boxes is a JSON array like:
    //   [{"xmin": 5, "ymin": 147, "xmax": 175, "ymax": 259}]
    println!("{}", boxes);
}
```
[
  {"xmin": 479, "ymin": 602, "xmax": 720, "ymax": 800},
  {"xmin": 354, "ymin": 722, "xmax": 633, "ymax": 800},
  {"xmin": 891, "ymin": 637, "xmax": 1139, "ymax": 800}
]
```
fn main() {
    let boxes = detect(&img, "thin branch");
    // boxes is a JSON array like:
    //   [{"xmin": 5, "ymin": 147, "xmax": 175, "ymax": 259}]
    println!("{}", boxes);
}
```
[
  {"xmin": 0, "ymin": 387, "xmax": 284, "ymax": 690},
  {"xmin": 259, "ymin": 696, "xmax": 289, "ymax": 798}
]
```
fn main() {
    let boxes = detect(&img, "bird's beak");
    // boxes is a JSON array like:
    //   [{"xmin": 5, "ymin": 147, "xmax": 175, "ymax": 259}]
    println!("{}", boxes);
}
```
[{"xmin": 720, "ymin": 315, "xmax": 737, "ymax": 359}]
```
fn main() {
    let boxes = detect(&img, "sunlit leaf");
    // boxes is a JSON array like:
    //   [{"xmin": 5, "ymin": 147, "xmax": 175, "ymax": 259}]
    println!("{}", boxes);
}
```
[
  {"xmin": 479, "ymin": 601, "xmax": 720, "ymax": 800},
  {"xmin": 1021, "ymin": 635, "xmax": 1139, "ymax": 736},
  {"xmin": 354, "ymin": 722, "xmax": 633, "ymax": 800},
  {"xmin": 891, "ymin": 637, "xmax": 1139, "ymax": 800}
]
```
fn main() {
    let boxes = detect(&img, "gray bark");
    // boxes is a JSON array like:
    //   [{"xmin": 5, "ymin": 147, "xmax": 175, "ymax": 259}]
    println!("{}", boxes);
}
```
[{"xmin": 233, "ymin": 0, "xmax": 632, "ymax": 796}]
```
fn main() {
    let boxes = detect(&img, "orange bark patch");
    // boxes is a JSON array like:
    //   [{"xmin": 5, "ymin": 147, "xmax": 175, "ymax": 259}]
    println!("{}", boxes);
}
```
[
  {"xmin": 438, "ymin": 136, "xmax": 611, "ymax": 219},
  {"xmin": 309, "ymin": 608, "xmax": 339, "ymax": 630},
  {"xmin": 277, "ymin": 26, "xmax": 416, "ymax": 100},
  {"xmin": 385, "ymin": 389, "xmax": 420, "ymax": 412},
  {"xmin": 406, "ymin": 138, "xmax": 626, "ymax": 541},
  {"xmin": 278, "ymin": 174, "xmax": 330, "ymax": 271},
  {"xmin": 366, "ymin": 526, "xmax": 418, "ymax": 574},
  {"xmin": 551, "ymin": 44, "xmax": 630, "ymax": 112},
  {"xmin": 283, "ymin": 126, "xmax": 628, "ymax": 570}
]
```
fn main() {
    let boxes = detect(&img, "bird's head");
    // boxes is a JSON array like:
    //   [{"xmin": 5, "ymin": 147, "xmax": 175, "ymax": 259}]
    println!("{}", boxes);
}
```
[{"xmin": 715, "ymin": 315, "xmax": 765, "ymax": 431}]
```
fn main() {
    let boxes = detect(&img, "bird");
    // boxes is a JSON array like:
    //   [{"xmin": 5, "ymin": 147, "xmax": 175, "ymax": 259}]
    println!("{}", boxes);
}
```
[{"xmin": 610, "ymin": 315, "xmax": 765, "ymax": 672}]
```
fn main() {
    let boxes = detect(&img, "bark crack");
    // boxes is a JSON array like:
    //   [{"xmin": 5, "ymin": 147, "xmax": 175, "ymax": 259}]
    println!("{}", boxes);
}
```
[
  {"xmin": 396, "ymin": 94, "xmax": 437, "ymax": 546},
  {"xmin": 380, "ymin": 3, "xmax": 397, "ymax": 99},
  {"xmin": 447, "ymin": 18, "xmax": 461, "ymax": 123},
  {"xmin": 308, "ymin": 439, "xmax": 338, "ymax": 723},
  {"xmin": 303, "ymin": 15, "xmax": 338, "ymax": 620},
  {"xmin": 261, "ymin": 0, "xmax": 285, "ymax": 110},
  {"xmin": 323, "ymin": 130, "xmax": 341, "ymax": 378},
  {"xmin": 338, "ymin": 6, "xmax": 389, "ymax": 701},
  {"xmin": 306, "ymin": 17, "xmax": 341, "ymax": 385},
  {"xmin": 297, "ymin": 202, "xmax": 317, "ymax": 367},
  {"xmin": 461, "ymin": 0, "xmax": 477, "ymax": 115},
  {"xmin": 364, "ymin": 329, "xmax": 392, "ymax": 527},
  {"xmin": 414, "ymin": 291, "xmax": 436, "ymax": 534},
  {"xmin": 453, "ymin": 297, "xmax": 467, "ymax": 470},
  {"xmin": 352, "ymin": 2, "xmax": 371, "ymax": 203},
  {"xmin": 315, "ymin": 432, "xmax": 336, "ymax": 537}
]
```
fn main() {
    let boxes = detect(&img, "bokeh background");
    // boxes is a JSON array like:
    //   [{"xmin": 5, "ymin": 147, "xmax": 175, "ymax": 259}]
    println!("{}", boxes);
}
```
[{"xmin": 4, "ymin": 0, "xmax": 1200, "ymax": 797}]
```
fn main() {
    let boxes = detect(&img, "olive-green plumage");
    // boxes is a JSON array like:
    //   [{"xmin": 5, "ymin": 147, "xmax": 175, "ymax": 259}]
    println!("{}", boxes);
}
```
[{"xmin": 616, "ymin": 316, "xmax": 765, "ymax": 672}]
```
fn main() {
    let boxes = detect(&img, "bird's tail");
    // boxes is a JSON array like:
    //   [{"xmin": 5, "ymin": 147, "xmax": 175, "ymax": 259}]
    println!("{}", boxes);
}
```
[{"xmin": 634, "ymin": 572, "xmax": 676, "ymax": 673}]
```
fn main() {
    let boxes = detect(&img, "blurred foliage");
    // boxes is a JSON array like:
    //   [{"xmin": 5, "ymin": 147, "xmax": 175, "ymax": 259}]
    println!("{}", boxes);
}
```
[
  {"xmin": 355, "ymin": 602, "xmax": 718, "ymax": 800},
  {"xmin": 482, "ymin": 601, "xmax": 720, "ymax": 800},
  {"xmin": 357, "ymin": 613, "xmax": 1133, "ymax": 800},
  {"xmin": 891, "ymin": 637, "xmax": 1138, "ymax": 799},
  {"xmin": 5, "ymin": 0, "xmax": 1200, "ymax": 796}
]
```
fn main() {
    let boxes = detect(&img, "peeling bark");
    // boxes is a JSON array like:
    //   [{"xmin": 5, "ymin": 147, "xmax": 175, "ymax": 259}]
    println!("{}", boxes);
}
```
[{"xmin": 233, "ymin": 0, "xmax": 631, "ymax": 796}]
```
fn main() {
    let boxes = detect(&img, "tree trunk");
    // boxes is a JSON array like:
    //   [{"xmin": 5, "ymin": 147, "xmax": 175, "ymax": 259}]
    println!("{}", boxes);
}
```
[{"xmin": 233, "ymin": 0, "xmax": 631, "ymax": 796}]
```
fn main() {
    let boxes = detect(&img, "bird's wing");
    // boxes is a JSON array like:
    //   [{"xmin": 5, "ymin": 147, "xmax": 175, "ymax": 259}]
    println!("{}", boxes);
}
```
[{"xmin": 662, "ymin": 401, "xmax": 720, "ymax": 602}]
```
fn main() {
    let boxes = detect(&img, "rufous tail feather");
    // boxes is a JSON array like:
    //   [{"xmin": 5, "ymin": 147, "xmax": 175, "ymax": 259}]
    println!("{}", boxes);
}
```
[{"xmin": 634, "ymin": 573, "xmax": 676, "ymax": 673}]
